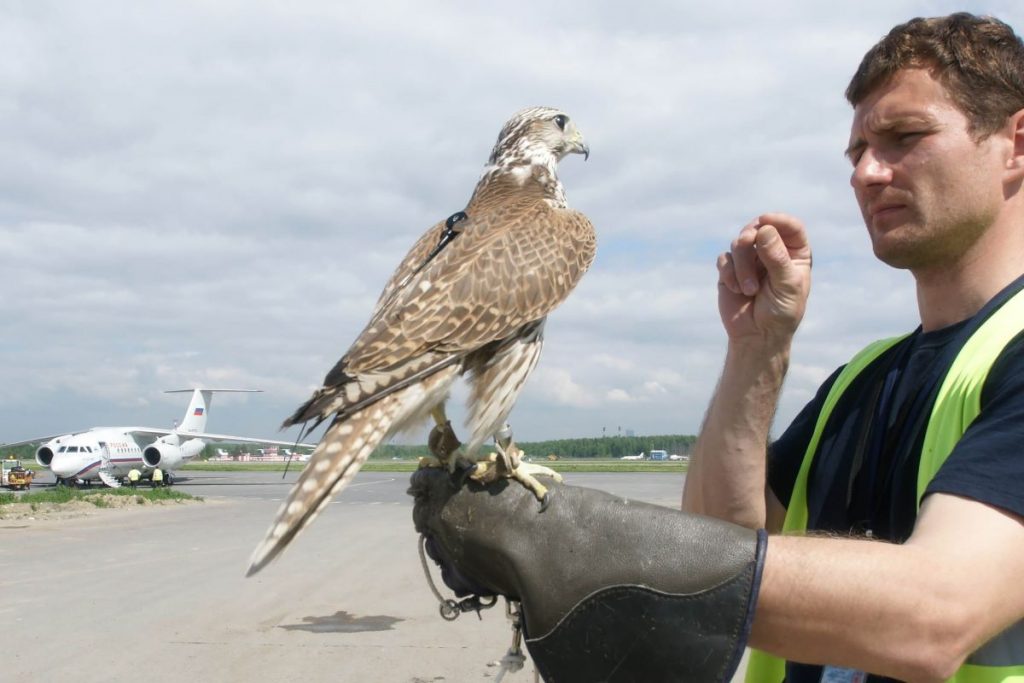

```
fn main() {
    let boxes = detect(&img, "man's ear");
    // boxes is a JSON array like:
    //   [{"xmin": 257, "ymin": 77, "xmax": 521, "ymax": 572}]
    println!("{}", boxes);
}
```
[{"xmin": 1004, "ymin": 107, "xmax": 1024, "ymax": 179}]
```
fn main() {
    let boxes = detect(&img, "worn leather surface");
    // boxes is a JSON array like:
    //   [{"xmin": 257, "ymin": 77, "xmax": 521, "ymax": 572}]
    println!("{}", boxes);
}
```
[
  {"xmin": 526, "ymin": 577, "xmax": 758, "ymax": 682},
  {"xmin": 410, "ymin": 468, "xmax": 764, "ymax": 682}
]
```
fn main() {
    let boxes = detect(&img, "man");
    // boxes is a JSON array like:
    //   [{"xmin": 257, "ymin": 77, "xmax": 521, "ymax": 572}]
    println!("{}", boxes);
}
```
[
  {"xmin": 683, "ymin": 12, "xmax": 1024, "ymax": 681},
  {"xmin": 413, "ymin": 13, "xmax": 1024, "ymax": 682}
]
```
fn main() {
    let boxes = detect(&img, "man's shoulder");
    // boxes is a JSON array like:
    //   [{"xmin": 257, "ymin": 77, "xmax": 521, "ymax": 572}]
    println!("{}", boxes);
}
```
[{"xmin": 982, "ymin": 329, "xmax": 1024, "ymax": 403}]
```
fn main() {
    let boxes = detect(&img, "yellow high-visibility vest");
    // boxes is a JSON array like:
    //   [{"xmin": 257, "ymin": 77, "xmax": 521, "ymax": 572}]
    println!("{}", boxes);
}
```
[{"xmin": 747, "ymin": 287, "xmax": 1024, "ymax": 682}]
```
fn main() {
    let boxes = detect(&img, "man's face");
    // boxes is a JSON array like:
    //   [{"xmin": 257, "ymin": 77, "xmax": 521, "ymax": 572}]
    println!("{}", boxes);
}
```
[{"xmin": 847, "ymin": 68, "xmax": 1007, "ymax": 271}]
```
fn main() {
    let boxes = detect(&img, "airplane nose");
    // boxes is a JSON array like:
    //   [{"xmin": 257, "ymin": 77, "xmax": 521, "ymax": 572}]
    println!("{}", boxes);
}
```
[{"xmin": 50, "ymin": 458, "xmax": 77, "ymax": 478}]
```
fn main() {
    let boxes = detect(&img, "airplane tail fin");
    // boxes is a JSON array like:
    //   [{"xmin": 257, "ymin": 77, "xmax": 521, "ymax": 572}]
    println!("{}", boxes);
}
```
[{"xmin": 164, "ymin": 389, "xmax": 262, "ymax": 434}]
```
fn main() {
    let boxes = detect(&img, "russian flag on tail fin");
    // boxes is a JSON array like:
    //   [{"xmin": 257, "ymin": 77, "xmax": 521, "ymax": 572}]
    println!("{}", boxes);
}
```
[{"xmin": 165, "ymin": 388, "xmax": 262, "ymax": 434}]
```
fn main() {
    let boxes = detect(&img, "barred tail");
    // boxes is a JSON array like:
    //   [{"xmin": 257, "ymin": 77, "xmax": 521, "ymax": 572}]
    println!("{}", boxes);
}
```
[
  {"xmin": 247, "ymin": 399, "xmax": 398, "ymax": 576},
  {"xmin": 248, "ymin": 364, "xmax": 461, "ymax": 576}
]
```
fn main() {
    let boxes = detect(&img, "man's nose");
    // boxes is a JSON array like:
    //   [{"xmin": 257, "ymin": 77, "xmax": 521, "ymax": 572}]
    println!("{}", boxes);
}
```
[{"xmin": 851, "ymin": 147, "xmax": 892, "ymax": 189}]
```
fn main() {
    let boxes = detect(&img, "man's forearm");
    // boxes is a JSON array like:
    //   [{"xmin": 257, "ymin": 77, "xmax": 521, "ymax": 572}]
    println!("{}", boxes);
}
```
[
  {"xmin": 682, "ymin": 338, "xmax": 789, "ymax": 528},
  {"xmin": 754, "ymin": 493, "xmax": 1024, "ymax": 680},
  {"xmin": 751, "ymin": 534, "xmax": 975, "ymax": 682}
]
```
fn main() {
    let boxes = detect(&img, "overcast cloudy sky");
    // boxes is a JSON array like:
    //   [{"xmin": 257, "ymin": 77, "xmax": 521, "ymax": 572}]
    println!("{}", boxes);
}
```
[{"xmin": 2, "ymin": 1, "xmax": 1021, "ymax": 449}]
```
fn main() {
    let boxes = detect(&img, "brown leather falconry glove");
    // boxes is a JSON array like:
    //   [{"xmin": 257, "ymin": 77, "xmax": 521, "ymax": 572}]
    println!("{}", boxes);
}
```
[{"xmin": 409, "ymin": 467, "xmax": 766, "ymax": 683}]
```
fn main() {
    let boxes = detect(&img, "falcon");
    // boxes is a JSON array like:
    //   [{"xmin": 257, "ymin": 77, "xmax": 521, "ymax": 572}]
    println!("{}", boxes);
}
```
[{"xmin": 247, "ymin": 107, "xmax": 594, "ymax": 575}]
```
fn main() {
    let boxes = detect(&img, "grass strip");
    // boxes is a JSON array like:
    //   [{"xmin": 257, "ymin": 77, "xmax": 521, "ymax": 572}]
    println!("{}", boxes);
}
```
[{"xmin": 0, "ymin": 486, "xmax": 199, "ymax": 507}]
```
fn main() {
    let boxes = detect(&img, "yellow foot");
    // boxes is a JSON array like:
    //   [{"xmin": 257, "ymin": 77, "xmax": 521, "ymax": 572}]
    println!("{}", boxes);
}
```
[
  {"xmin": 424, "ymin": 422, "xmax": 561, "ymax": 508},
  {"xmin": 509, "ymin": 461, "xmax": 562, "ymax": 510},
  {"xmin": 486, "ymin": 432, "xmax": 563, "ymax": 510},
  {"xmin": 417, "ymin": 455, "xmax": 444, "ymax": 469},
  {"xmin": 422, "ymin": 421, "xmax": 483, "ymax": 484}
]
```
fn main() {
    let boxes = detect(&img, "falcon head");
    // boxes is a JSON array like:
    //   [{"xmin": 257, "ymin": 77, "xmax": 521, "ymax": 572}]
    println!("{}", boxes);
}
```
[{"xmin": 488, "ymin": 107, "xmax": 589, "ymax": 168}]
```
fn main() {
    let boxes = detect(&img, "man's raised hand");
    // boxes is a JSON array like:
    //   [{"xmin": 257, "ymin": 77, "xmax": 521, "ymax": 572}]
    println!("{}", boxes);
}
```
[{"xmin": 717, "ymin": 213, "xmax": 812, "ymax": 344}]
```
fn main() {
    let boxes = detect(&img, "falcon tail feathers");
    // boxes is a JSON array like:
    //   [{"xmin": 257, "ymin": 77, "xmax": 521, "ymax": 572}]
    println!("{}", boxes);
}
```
[
  {"xmin": 247, "ymin": 405, "xmax": 396, "ymax": 576},
  {"xmin": 249, "ymin": 365, "xmax": 460, "ymax": 576}
]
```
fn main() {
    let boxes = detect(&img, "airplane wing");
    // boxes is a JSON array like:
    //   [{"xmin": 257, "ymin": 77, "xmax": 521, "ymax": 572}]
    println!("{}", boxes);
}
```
[
  {"xmin": 109, "ymin": 427, "xmax": 315, "ymax": 448},
  {"xmin": 0, "ymin": 434, "xmax": 76, "ymax": 448},
  {"xmin": 3, "ymin": 429, "xmax": 316, "ymax": 450},
  {"xmin": 171, "ymin": 431, "xmax": 318, "ymax": 449}
]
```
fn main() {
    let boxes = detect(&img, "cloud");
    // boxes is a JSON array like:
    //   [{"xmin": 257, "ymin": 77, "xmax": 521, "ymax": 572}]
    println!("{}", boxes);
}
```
[{"xmin": 1, "ymin": 0, "xmax": 1019, "ymax": 445}]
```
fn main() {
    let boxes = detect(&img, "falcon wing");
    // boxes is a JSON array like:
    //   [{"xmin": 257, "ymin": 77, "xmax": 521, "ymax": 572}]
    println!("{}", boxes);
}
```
[
  {"xmin": 366, "ymin": 218, "xmax": 450, "ymax": 322},
  {"xmin": 284, "ymin": 198, "xmax": 594, "ymax": 428},
  {"xmin": 344, "ymin": 198, "xmax": 595, "ymax": 372}
]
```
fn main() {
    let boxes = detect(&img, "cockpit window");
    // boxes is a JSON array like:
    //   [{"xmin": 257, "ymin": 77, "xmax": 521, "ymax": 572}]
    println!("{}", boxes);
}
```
[{"xmin": 68, "ymin": 446, "xmax": 78, "ymax": 452}]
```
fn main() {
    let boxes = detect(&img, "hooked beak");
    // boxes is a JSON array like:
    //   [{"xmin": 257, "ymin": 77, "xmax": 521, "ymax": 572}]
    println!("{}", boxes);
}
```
[{"xmin": 570, "ymin": 127, "xmax": 589, "ymax": 161}]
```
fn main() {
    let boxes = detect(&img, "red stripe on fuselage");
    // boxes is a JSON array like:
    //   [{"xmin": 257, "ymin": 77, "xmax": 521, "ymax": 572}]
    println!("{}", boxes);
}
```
[{"xmin": 74, "ymin": 461, "xmax": 101, "ymax": 477}]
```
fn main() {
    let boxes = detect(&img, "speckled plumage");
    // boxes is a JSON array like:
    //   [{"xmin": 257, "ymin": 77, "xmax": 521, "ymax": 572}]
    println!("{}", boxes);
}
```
[{"xmin": 248, "ymin": 107, "xmax": 594, "ymax": 575}]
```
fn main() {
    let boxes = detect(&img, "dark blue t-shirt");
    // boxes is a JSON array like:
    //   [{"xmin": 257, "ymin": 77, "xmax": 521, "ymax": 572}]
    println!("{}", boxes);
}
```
[
  {"xmin": 769, "ymin": 327, "xmax": 1024, "ymax": 530},
  {"xmin": 766, "ymin": 319, "xmax": 1024, "ymax": 683}
]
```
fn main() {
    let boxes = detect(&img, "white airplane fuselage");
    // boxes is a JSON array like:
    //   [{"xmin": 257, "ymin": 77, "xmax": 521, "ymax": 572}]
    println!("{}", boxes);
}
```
[
  {"xmin": 37, "ymin": 428, "xmax": 206, "ymax": 485},
  {"xmin": 16, "ymin": 388, "xmax": 312, "ymax": 489},
  {"xmin": 44, "ymin": 429, "xmax": 144, "ymax": 483}
]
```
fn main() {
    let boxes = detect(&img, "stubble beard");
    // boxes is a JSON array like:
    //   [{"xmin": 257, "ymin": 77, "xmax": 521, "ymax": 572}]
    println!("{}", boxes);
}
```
[{"xmin": 869, "ymin": 208, "xmax": 992, "ymax": 273}]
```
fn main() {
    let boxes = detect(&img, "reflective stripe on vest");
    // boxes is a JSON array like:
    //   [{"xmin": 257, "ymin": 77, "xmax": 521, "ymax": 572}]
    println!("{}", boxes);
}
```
[{"xmin": 747, "ymin": 287, "xmax": 1024, "ymax": 682}]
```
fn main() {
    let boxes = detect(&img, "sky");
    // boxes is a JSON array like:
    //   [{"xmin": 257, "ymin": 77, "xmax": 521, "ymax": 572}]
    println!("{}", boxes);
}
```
[{"xmin": 2, "ymin": 1, "xmax": 1022, "ymax": 449}]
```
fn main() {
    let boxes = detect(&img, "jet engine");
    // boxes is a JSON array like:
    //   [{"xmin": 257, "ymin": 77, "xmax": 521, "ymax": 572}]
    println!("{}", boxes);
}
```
[
  {"xmin": 143, "ymin": 442, "xmax": 184, "ymax": 469},
  {"xmin": 36, "ymin": 435, "xmax": 73, "ymax": 468},
  {"xmin": 143, "ymin": 438, "xmax": 204, "ymax": 470}
]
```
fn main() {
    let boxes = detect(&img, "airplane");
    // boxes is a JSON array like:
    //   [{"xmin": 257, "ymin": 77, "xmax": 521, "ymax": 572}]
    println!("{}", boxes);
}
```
[
  {"xmin": 621, "ymin": 453, "xmax": 645, "ymax": 461},
  {"xmin": 280, "ymin": 448, "xmax": 312, "ymax": 462},
  {"xmin": 3, "ymin": 389, "xmax": 314, "ymax": 488}
]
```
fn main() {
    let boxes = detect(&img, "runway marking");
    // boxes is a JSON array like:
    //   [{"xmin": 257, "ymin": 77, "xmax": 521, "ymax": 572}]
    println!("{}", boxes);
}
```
[{"xmin": 346, "ymin": 477, "xmax": 397, "ymax": 488}]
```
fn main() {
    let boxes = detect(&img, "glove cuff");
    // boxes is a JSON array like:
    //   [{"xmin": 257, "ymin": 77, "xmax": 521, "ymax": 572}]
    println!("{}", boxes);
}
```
[{"xmin": 524, "ymin": 528, "xmax": 767, "ymax": 683}]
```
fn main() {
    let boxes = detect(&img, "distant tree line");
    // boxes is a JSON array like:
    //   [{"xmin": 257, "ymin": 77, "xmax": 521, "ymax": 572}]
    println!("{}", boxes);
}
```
[
  {"xmin": 367, "ymin": 434, "xmax": 697, "ymax": 460},
  {"xmin": 3, "ymin": 444, "xmax": 36, "ymax": 460}
]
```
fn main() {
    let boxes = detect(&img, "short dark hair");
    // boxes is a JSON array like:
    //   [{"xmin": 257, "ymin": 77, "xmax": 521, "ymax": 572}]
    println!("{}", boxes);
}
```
[{"xmin": 846, "ymin": 13, "xmax": 1024, "ymax": 139}]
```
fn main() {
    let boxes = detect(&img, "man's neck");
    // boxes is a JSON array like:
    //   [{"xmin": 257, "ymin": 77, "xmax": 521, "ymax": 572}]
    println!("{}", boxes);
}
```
[{"xmin": 914, "ymin": 219, "xmax": 1024, "ymax": 331}]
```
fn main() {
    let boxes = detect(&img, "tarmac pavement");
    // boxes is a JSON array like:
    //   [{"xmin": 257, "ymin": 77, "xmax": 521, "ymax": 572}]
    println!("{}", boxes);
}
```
[{"xmin": 2, "ymin": 469, "xmax": 747, "ymax": 682}]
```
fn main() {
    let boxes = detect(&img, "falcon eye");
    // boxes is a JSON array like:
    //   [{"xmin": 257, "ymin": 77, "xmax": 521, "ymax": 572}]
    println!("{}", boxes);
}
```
[{"xmin": 553, "ymin": 114, "xmax": 568, "ymax": 130}]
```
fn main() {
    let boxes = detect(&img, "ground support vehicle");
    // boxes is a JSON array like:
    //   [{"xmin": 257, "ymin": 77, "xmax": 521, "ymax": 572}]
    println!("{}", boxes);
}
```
[{"xmin": 2, "ymin": 460, "xmax": 35, "ymax": 490}]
